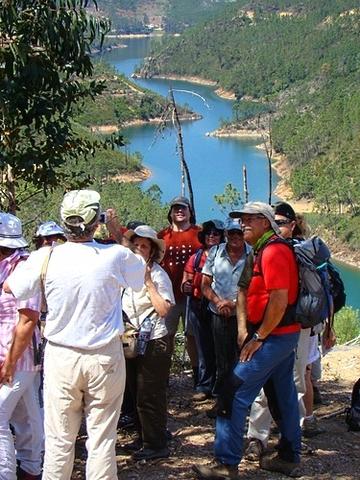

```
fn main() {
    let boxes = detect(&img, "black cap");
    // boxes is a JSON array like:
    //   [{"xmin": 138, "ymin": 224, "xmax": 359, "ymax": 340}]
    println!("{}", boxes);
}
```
[
  {"xmin": 167, "ymin": 196, "xmax": 195, "ymax": 224},
  {"xmin": 169, "ymin": 196, "xmax": 191, "ymax": 209},
  {"xmin": 273, "ymin": 202, "xmax": 296, "ymax": 221}
]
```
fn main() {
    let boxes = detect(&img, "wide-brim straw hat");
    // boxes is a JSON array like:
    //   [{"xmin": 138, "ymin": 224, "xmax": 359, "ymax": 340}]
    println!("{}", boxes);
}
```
[{"xmin": 124, "ymin": 225, "xmax": 166, "ymax": 263}]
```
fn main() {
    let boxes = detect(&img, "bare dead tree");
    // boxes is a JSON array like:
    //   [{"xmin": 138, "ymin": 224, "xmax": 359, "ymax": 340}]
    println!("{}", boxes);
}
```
[
  {"xmin": 168, "ymin": 87, "xmax": 196, "ymax": 223},
  {"xmin": 258, "ymin": 114, "xmax": 273, "ymax": 205},
  {"xmin": 242, "ymin": 165, "xmax": 249, "ymax": 203}
]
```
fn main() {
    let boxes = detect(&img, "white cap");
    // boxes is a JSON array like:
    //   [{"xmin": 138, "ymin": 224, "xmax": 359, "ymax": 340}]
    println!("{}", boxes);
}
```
[
  {"xmin": 35, "ymin": 221, "xmax": 64, "ymax": 238},
  {"xmin": 230, "ymin": 202, "xmax": 280, "ymax": 234}
]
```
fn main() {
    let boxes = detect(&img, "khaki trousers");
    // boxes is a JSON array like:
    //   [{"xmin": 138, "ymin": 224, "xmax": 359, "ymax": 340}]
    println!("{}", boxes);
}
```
[{"xmin": 43, "ymin": 337, "xmax": 125, "ymax": 480}]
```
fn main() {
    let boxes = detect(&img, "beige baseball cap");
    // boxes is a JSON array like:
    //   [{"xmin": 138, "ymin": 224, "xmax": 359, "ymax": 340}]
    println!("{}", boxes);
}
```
[{"xmin": 60, "ymin": 190, "xmax": 101, "ymax": 227}]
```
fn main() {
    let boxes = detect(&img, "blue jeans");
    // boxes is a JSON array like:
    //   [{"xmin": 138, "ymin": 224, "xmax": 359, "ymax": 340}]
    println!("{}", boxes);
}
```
[{"xmin": 215, "ymin": 332, "xmax": 301, "ymax": 466}]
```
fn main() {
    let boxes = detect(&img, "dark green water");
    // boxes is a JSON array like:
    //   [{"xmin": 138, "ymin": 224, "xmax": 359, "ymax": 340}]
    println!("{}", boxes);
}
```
[{"xmin": 102, "ymin": 37, "xmax": 360, "ymax": 311}]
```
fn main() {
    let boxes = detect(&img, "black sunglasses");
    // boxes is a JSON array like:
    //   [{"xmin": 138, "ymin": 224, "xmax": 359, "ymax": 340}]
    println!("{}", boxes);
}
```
[
  {"xmin": 205, "ymin": 229, "xmax": 222, "ymax": 236},
  {"xmin": 275, "ymin": 219, "xmax": 293, "ymax": 226}
]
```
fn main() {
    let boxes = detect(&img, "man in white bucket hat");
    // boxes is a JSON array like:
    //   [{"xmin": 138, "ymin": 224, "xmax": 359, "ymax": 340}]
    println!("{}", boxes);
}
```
[
  {"xmin": 0, "ymin": 212, "xmax": 43, "ymax": 480},
  {"xmin": 2, "ymin": 190, "xmax": 146, "ymax": 480}
]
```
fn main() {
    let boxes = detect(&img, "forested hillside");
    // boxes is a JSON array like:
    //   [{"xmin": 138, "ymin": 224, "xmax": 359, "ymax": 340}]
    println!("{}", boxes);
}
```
[
  {"xmin": 76, "ymin": 61, "xmax": 175, "ymax": 127},
  {"xmin": 164, "ymin": 0, "xmax": 234, "ymax": 32},
  {"xmin": 97, "ymin": 0, "xmax": 166, "ymax": 33},
  {"xmin": 96, "ymin": 0, "xmax": 233, "ymax": 33},
  {"xmin": 139, "ymin": 1, "xmax": 360, "ymax": 224}
]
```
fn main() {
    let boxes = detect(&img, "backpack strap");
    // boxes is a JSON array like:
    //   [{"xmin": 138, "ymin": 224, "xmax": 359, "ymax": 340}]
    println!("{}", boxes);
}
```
[{"xmin": 193, "ymin": 248, "xmax": 204, "ymax": 273}]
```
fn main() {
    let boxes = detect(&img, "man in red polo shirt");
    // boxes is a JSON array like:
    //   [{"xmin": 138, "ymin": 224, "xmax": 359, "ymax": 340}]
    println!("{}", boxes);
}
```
[
  {"xmin": 193, "ymin": 202, "xmax": 302, "ymax": 480},
  {"xmin": 158, "ymin": 196, "xmax": 202, "ymax": 380}
]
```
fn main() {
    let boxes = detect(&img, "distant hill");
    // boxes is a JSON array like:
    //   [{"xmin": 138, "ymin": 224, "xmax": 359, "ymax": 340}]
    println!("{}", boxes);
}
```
[
  {"xmin": 96, "ymin": 0, "xmax": 234, "ymax": 33},
  {"xmin": 96, "ymin": 0, "xmax": 166, "ymax": 33},
  {"xmin": 138, "ymin": 0, "xmax": 360, "ymax": 222}
]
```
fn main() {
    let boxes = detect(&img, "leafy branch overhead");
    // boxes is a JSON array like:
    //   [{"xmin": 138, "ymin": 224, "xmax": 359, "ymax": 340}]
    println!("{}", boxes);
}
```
[{"xmin": 0, "ymin": 0, "xmax": 112, "ymax": 212}]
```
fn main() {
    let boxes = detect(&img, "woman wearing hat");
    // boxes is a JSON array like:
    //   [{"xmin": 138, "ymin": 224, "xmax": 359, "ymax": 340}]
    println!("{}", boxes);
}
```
[
  {"xmin": 181, "ymin": 220, "xmax": 225, "ymax": 401},
  {"xmin": 0, "ymin": 213, "xmax": 43, "ymax": 480},
  {"xmin": 121, "ymin": 225, "xmax": 175, "ymax": 461}
]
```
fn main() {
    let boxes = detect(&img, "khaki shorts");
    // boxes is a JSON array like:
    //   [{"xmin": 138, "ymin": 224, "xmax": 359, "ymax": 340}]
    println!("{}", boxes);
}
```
[{"xmin": 165, "ymin": 299, "xmax": 194, "ymax": 336}]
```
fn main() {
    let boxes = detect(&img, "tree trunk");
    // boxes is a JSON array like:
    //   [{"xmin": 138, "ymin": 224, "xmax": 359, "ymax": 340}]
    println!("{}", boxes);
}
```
[
  {"xmin": 0, "ymin": 165, "xmax": 17, "ymax": 213},
  {"xmin": 168, "ymin": 88, "xmax": 196, "ymax": 223},
  {"xmin": 243, "ymin": 165, "xmax": 249, "ymax": 203}
]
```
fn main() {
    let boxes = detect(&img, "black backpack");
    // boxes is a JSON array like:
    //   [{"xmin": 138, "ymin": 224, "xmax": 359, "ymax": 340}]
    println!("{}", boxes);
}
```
[
  {"xmin": 345, "ymin": 378, "xmax": 360, "ymax": 431},
  {"xmin": 327, "ymin": 261, "xmax": 346, "ymax": 313}
]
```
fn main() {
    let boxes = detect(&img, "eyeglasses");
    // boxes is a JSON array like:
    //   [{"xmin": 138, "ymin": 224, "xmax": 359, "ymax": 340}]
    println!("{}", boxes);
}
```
[
  {"xmin": 241, "ymin": 215, "xmax": 266, "ymax": 223},
  {"xmin": 205, "ymin": 230, "xmax": 221, "ymax": 236},
  {"xmin": 227, "ymin": 229, "xmax": 243, "ymax": 235},
  {"xmin": 275, "ymin": 219, "xmax": 293, "ymax": 226}
]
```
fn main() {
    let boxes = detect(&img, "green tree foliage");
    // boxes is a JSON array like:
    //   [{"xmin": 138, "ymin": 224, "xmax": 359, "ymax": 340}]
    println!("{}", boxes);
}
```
[
  {"xmin": 164, "ymin": 0, "xmax": 232, "ymax": 33},
  {"xmin": 74, "ymin": 62, "xmax": 168, "ymax": 126},
  {"xmin": 0, "ymin": 0, "xmax": 110, "ymax": 212},
  {"xmin": 334, "ymin": 307, "xmax": 360, "ymax": 344},
  {"xmin": 214, "ymin": 183, "xmax": 243, "ymax": 216}
]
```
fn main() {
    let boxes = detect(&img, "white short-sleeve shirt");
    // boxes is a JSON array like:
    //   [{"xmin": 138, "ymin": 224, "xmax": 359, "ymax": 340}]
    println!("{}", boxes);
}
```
[
  {"xmin": 122, "ymin": 262, "xmax": 175, "ymax": 340},
  {"xmin": 7, "ymin": 241, "xmax": 146, "ymax": 349}
]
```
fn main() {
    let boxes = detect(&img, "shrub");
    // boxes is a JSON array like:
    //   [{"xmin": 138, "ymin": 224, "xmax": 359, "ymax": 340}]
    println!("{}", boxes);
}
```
[{"xmin": 334, "ymin": 307, "xmax": 360, "ymax": 344}]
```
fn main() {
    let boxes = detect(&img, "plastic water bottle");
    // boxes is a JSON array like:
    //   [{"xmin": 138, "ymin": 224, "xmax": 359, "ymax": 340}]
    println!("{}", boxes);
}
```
[{"xmin": 137, "ymin": 317, "xmax": 153, "ymax": 356}]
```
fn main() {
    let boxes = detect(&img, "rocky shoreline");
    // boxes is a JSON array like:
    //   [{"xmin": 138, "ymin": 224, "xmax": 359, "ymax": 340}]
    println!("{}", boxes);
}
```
[
  {"xmin": 136, "ymin": 73, "xmax": 238, "ymax": 101},
  {"xmin": 112, "ymin": 167, "xmax": 151, "ymax": 183},
  {"xmin": 90, "ymin": 113, "xmax": 201, "ymax": 134}
]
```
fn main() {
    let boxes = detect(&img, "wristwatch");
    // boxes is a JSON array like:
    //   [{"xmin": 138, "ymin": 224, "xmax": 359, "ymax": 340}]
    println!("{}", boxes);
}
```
[{"xmin": 252, "ymin": 332, "xmax": 265, "ymax": 342}]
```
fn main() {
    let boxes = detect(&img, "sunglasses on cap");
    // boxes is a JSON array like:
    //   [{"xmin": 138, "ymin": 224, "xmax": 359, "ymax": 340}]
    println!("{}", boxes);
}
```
[{"xmin": 275, "ymin": 219, "xmax": 293, "ymax": 226}]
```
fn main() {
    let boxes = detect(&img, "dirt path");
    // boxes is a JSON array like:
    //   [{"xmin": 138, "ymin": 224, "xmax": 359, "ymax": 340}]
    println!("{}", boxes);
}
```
[{"xmin": 71, "ymin": 346, "xmax": 360, "ymax": 479}]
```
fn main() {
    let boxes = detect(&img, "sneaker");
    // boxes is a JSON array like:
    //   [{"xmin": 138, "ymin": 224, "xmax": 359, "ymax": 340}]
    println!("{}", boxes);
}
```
[
  {"xmin": 132, "ymin": 446, "xmax": 170, "ymax": 461},
  {"xmin": 193, "ymin": 391, "xmax": 211, "ymax": 402},
  {"xmin": 192, "ymin": 461, "xmax": 239, "ymax": 479},
  {"xmin": 244, "ymin": 438, "xmax": 264, "ymax": 462},
  {"xmin": 260, "ymin": 453, "xmax": 301, "ymax": 478},
  {"xmin": 302, "ymin": 416, "xmax": 325, "ymax": 438}
]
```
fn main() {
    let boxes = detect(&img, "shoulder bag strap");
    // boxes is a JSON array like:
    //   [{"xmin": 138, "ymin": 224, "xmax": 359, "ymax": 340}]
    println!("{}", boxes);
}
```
[{"xmin": 40, "ymin": 247, "xmax": 54, "ymax": 318}]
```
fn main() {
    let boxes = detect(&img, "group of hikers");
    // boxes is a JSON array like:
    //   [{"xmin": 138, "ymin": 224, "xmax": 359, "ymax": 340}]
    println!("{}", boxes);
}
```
[{"xmin": 0, "ymin": 189, "xmax": 336, "ymax": 480}]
